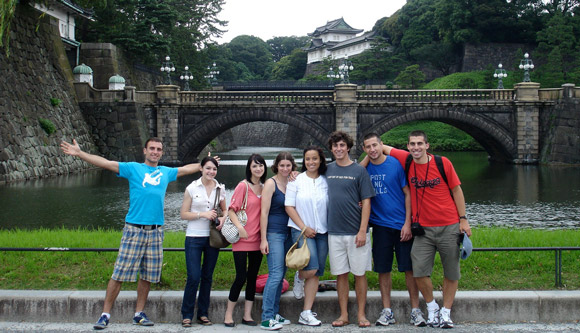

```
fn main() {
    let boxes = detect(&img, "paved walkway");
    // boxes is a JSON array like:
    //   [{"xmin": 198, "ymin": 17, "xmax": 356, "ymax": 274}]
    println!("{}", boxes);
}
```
[{"xmin": 0, "ymin": 322, "xmax": 580, "ymax": 332}]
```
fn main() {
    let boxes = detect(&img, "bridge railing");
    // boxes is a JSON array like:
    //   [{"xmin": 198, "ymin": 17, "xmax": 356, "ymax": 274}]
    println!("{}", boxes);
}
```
[
  {"xmin": 357, "ymin": 89, "xmax": 515, "ymax": 102},
  {"xmin": 180, "ymin": 90, "xmax": 334, "ymax": 104}
]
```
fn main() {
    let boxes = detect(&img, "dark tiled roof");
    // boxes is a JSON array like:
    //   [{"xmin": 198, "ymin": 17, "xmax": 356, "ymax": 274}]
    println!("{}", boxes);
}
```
[{"xmin": 308, "ymin": 18, "xmax": 363, "ymax": 37}]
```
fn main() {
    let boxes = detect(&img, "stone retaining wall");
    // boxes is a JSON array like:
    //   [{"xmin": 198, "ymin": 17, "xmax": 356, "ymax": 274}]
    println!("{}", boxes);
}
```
[{"xmin": 0, "ymin": 5, "xmax": 97, "ymax": 184}]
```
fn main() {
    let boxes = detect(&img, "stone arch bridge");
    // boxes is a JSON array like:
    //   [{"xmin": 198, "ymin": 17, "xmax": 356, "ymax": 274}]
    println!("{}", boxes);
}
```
[{"xmin": 76, "ymin": 82, "xmax": 573, "ymax": 164}]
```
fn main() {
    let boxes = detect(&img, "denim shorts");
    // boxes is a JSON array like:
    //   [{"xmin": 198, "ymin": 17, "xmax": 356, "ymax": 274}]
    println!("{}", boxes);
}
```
[
  {"xmin": 290, "ymin": 228, "xmax": 328, "ymax": 276},
  {"xmin": 111, "ymin": 224, "xmax": 164, "ymax": 283}
]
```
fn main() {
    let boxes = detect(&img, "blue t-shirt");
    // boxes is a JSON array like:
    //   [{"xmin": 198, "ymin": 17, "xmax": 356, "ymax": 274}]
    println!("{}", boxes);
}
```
[
  {"xmin": 117, "ymin": 162, "xmax": 178, "ymax": 225},
  {"xmin": 267, "ymin": 179, "xmax": 290, "ymax": 234},
  {"xmin": 366, "ymin": 156, "xmax": 407, "ymax": 230}
]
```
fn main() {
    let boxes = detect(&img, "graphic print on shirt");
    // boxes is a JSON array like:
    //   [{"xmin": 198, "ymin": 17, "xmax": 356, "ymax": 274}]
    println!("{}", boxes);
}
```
[
  {"xmin": 410, "ymin": 176, "xmax": 441, "ymax": 189},
  {"xmin": 142, "ymin": 169, "xmax": 163, "ymax": 187},
  {"xmin": 370, "ymin": 174, "xmax": 389, "ymax": 195}
]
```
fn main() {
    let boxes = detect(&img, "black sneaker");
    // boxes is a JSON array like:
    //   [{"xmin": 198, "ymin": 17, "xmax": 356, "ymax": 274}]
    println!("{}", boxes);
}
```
[{"xmin": 133, "ymin": 312, "xmax": 154, "ymax": 326}]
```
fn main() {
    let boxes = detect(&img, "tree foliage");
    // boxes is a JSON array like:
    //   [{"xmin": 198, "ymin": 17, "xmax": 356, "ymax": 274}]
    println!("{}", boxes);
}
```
[
  {"xmin": 267, "ymin": 36, "xmax": 309, "ymax": 62},
  {"xmin": 395, "ymin": 64, "xmax": 426, "ymax": 89}
]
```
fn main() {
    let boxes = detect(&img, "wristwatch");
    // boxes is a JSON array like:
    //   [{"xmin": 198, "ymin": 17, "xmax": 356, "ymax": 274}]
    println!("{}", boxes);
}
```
[{"xmin": 459, "ymin": 215, "xmax": 467, "ymax": 220}]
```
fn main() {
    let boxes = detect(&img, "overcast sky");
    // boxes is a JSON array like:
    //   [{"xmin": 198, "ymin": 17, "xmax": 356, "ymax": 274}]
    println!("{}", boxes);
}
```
[{"xmin": 215, "ymin": 0, "xmax": 406, "ymax": 44}]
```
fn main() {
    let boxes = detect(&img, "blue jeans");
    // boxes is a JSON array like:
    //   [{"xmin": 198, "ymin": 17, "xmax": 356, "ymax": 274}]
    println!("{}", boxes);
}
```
[
  {"xmin": 181, "ymin": 236, "xmax": 220, "ymax": 320},
  {"xmin": 261, "ymin": 232, "xmax": 292, "ymax": 321}
]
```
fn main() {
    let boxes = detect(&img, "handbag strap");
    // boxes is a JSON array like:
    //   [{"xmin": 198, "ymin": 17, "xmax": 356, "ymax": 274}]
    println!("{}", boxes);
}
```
[
  {"xmin": 241, "ymin": 180, "xmax": 249, "ymax": 210},
  {"xmin": 213, "ymin": 186, "xmax": 221, "ymax": 210}
]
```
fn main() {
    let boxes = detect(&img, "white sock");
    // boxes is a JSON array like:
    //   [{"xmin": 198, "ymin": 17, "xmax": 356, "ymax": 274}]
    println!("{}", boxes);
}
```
[
  {"xmin": 301, "ymin": 309, "xmax": 312, "ymax": 315},
  {"xmin": 101, "ymin": 312, "xmax": 110, "ymax": 319},
  {"xmin": 384, "ymin": 307, "xmax": 392, "ymax": 313},
  {"xmin": 135, "ymin": 312, "xmax": 142, "ymax": 317},
  {"xmin": 427, "ymin": 300, "xmax": 439, "ymax": 310}
]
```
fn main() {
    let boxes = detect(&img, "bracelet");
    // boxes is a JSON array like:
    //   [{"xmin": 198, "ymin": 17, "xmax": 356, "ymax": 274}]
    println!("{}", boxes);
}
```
[
  {"xmin": 459, "ymin": 215, "xmax": 467, "ymax": 220},
  {"xmin": 197, "ymin": 212, "xmax": 200, "ymax": 219}
]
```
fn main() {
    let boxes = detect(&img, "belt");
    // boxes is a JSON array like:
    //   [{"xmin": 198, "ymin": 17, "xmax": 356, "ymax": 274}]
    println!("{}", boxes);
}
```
[{"xmin": 126, "ymin": 222, "xmax": 160, "ymax": 230}]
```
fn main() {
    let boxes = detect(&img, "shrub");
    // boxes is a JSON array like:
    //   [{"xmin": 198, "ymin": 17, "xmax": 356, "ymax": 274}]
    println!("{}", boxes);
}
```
[
  {"xmin": 50, "ymin": 98, "xmax": 62, "ymax": 107},
  {"xmin": 38, "ymin": 118, "xmax": 56, "ymax": 135}
]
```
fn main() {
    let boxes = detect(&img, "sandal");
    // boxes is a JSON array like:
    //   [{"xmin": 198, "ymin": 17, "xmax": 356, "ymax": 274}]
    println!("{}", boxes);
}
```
[
  {"xmin": 358, "ymin": 319, "xmax": 371, "ymax": 328},
  {"xmin": 332, "ymin": 319, "xmax": 350, "ymax": 327},
  {"xmin": 181, "ymin": 318, "xmax": 192, "ymax": 328},
  {"xmin": 197, "ymin": 316, "xmax": 213, "ymax": 326}
]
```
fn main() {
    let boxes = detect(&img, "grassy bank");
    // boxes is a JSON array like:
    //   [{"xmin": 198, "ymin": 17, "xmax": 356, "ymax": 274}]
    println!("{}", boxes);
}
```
[
  {"xmin": 1, "ymin": 228, "xmax": 579, "ymax": 291},
  {"xmin": 380, "ymin": 121, "xmax": 483, "ymax": 151}
]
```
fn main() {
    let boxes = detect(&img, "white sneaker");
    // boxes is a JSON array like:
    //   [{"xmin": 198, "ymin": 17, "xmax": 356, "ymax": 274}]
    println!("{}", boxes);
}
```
[
  {"xmin": 427, "ymin": 302, "xmax": 440, "ymax": 328},
  {"xmin": 439, "ymin": 307, "xmax": 454, "ymax": 329},
  {"xmin": 410, "ymin": 308, "xmax": 427, "ymax": 327},
  {"xmin": 298, "ymin": 311, "xmax": 321, "ymax": 326},
  {"xmin": 274, "ymin": 314, "xmax": 291, "ymax": 325},
  {"xmin": 293, "ymin": 271, "xmax": 304, "ymax": 300},
  {"xmin": 375, "ymin": 308, "xmax": 396, "ymax": 326}
]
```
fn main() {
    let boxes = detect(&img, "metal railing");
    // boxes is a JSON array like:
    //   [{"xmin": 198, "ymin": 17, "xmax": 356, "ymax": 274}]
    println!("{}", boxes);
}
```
[
  {"xmin": 180, "ymin": 90, "xmax": 334, "ymax": 104},
  {"xmin": 357, "ymin": 89, "xmax": 515, "ymax": 101},
  {"xmin": 1, "ymin": 246, "xmax": 579, "ymax": 287}
]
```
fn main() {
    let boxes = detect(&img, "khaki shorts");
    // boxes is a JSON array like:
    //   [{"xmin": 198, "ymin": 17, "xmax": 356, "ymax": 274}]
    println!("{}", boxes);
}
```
[
  {"xmin": 328, "ymin": 233, "xmax": 372, "ymax": 276},
  {"xmin": 411, "ymin": 223, "xmax": 461, "ymax": 280}
]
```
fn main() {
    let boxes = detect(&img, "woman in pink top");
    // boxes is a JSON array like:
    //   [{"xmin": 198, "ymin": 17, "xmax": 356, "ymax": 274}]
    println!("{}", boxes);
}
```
[{"xmin": 223, "ymin": 154, "xmax": 267, "ymax": 327}]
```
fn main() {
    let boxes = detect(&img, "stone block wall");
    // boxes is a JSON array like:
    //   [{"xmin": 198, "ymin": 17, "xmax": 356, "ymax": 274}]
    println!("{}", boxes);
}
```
[
  {"xmin": 540, "ymin": 92, "xmax": 580, "ymax": 164},
  {"xmin": 80, "ymin": 43, "xmax": 163, "ymax": 91},
  {"xmin": 0, "ymin": 5, "xmax": 97, "ymax": 183}
]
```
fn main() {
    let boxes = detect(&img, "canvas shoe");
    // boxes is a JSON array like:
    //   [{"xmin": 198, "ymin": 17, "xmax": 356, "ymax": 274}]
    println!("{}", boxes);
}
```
[
  {"xmin": 260, "ymin": 319, "xmax": 283, "ymax": 331},
  {"xmin": 298, "ymin": 310, "xmax": 321, "ymax": 326},
  {"xmin": 275, "ymin": 314, "xmax": 291, "ymax": 325},
  {"xmin": 410, "ymin": 308, "xmax": 427, "ymax": 327},
  {"xmin": 93, "ymin": 314, "xmax": 109, "ymax": 330},
  {"xmin": 293, "ymin": 271, "xmax": 304, "ymax": 300},
  {"xmin": 427, "ymin": 303, "xmax": 440, "ymax": 328},
  {"xmin": 375, "ymin": 308, "xmax": 396, "ymax": 326},
  {"xmin": 439, "ymin": 307, "xmax": 454, "ymax": 329},
  {"xmin": 133, "ymin": 312, "xmax": 154, "ymax": 326}
]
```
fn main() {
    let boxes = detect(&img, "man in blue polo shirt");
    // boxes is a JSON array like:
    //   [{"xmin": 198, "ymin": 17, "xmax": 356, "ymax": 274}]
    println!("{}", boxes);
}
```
[
  {"xmin": 61, "ymin": 137, "xmax": 202, "ymax": 330},
  {"xmin": 362, "ymin": 133, "xmax": 426, "ymax": 327}
]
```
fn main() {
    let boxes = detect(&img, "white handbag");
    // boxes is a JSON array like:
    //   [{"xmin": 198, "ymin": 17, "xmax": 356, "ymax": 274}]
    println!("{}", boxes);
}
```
[{"xmin": 221, "ymin": 181, "xmax": 248, "ymax": 244}]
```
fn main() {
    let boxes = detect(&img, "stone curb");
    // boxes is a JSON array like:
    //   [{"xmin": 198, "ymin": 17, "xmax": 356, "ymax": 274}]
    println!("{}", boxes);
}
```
[{"xmin": 2, "ymin": 290, "xmax": 580, "ymax": 325}]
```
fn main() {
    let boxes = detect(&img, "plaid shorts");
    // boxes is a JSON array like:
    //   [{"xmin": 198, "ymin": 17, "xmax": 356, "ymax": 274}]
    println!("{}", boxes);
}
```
[{"xmin": 111, "ymin": 224, "xmax": 164, "ymax": 283}]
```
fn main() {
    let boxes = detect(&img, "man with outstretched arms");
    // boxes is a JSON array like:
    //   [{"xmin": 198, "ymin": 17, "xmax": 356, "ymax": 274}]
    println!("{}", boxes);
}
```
[
  {"xmin": 379, "ymin": 130, "xmax": 471, "ymax": 329},
  {"xmin": 325, "ymin": 131, "xmax": 376, "ymax": 328},
  {"xmin": 60, "ymin": 137, "xmax": 202, "ymax": 330},
  {"xmin": 361, "ymin": 133, "xmax": 426, "ymax": 327}
]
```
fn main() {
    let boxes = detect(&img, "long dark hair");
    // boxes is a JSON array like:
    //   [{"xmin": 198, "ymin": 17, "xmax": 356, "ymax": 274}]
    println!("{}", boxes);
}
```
[
  {"xmin": 245, "ymin": 154, "xmax": 267, "ymax": 184},
  {"xmin": 301, "ymin": 146, "xmax": 327, "ymax": 175}
]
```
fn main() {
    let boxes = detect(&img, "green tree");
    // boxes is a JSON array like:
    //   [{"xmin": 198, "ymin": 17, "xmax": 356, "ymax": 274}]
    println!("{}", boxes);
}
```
[
  {"xmin": 349, "ymin": 39, "xmax": 407, "ymax": 82},
  {"xmin": 395, "ymin": 64, "xmax": 426, "ymax": 89},
  {"xmin": 535, "ymin": 12, "xmax": 580, "ymax": 86},
  {"xmin": 267, "ymin": 36, "xmax": 309, "ymax": 62},
  {"xmin": 80, "ymin": 0, "xmax": 226, "ymax": 66},
  {"xmin": 271, "ymin": 49, "xmax": 307, "ymax": 80},
  {"xmin": 227, "ymin": 35, "xmax": 273, "ymax": 80}
]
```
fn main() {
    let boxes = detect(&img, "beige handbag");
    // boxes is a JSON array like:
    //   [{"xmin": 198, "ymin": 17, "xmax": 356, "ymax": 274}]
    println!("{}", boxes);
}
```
[{"xmin": 285, "ymin": 228, "xmax": 310, "ymax": 270}]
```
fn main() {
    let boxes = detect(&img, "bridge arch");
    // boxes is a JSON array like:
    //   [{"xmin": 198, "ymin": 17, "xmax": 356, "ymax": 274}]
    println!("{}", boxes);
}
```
[
  {"xmin": 179, "ymin": 107, "xmax": 333, "ymax": 163},
  {"xmin": 359, "ymin": 107, "xmax": 516, "ymax": 162}
]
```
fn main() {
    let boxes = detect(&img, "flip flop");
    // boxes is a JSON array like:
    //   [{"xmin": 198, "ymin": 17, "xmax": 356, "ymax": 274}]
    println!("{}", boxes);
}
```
[
  {"xmin": 197, "ymin": 316, "xmax": 213, "ymax": 326},
  {"xmin": 181, "ymin": 318, "xmax": 192, "ymax": 327},
  {"xmin": 359, "ymin": 319, "xmax": 371, "ymax": 327},
  {"xmin": 332, "ymin": 319, "xmax": 350, "ymax": 327}
]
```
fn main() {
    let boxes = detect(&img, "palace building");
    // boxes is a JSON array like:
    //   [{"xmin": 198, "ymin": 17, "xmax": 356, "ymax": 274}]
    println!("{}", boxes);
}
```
[{"xmin": 304, "ymin": 18, "xmax": 376, "ymax": 64}]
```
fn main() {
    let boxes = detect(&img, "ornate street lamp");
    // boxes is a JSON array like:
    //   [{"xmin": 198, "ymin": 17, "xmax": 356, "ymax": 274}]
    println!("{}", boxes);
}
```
[
  {"xmin": 337, "ymin": 57, "xmax": 354, "ymax": 84},
  {"xmin": 204, "ymin": 62, "xmax": 219, "ymax": 86},
  {"xmin": 179, "ymin": 66, "xmax": 193, "ymax": 91},
  {"xmin": 519, "ymin": 53, "xmax": 534, "ymax": 82},
  {"xmin": 327, "ymin": 66, "xmax": 337, "ymax": 86},
  {"xmin": 493, "ymin": 63, "xmax": 507, "ymax": 89},
  {"xmin": 160, "ymin": 56, "xmax": 176, "ymax": 85}
]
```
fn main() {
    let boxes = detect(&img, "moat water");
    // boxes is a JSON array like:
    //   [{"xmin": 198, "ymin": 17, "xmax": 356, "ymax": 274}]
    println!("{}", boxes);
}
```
[{"xmin": 0, "ymin": 148, "xmax": 579, "ymax": 231}]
